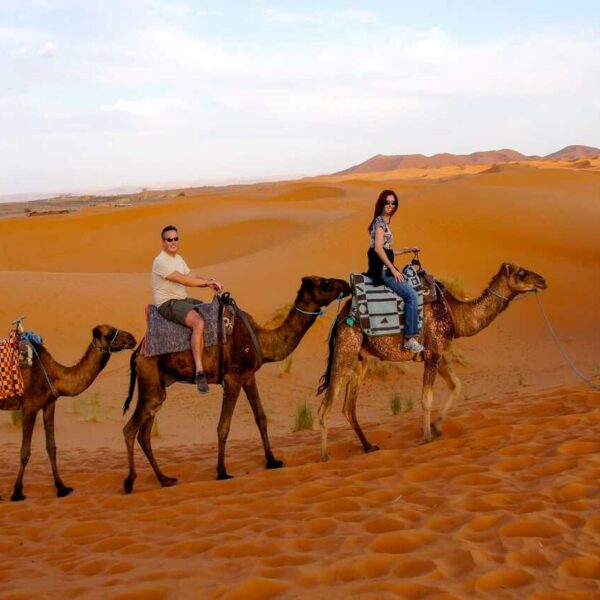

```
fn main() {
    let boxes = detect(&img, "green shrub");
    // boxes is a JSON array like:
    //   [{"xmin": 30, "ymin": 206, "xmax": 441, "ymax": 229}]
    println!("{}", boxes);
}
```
[
  {"xmin": 293, "ymin": 400, "xmax": 314, "ymax": 432},
  {"xmin": 10, "ymin": 409, "xmax": 23, "ymax": 426}
]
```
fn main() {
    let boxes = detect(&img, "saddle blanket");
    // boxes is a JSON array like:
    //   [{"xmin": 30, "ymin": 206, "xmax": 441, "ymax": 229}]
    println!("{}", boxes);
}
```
[
  {"xmin": 0, "ymin": 329, "xmax": 25, "ymax": 401},
  {"xmin": 350, "ymin": 265, "xmax": 424, "ymax": 337},
  {"xmin": 141, "ymin": 295, "xmax": 232, "ymax": 358}
]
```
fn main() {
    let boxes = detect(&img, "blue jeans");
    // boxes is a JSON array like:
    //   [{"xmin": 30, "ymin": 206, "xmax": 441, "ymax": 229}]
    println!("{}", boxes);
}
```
[{"xmin": 382, "ymin": 274, "xmax": 420, "ymax": 338}]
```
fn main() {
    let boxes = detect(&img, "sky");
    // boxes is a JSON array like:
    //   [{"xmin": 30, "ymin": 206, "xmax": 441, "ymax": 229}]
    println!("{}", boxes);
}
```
[{"xmin": 0, "ymin": 0, "xmax": 599, "ymax": 198}]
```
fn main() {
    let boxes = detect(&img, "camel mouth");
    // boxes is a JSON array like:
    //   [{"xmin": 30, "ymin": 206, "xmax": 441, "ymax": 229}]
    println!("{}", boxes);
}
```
[{"xmin": 534, "ymin": 277, "xmax": 547, "ymax": 291}]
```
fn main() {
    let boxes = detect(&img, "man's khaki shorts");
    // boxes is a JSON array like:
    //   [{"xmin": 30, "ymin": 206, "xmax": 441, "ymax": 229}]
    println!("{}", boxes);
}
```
[{"xmin": 157, "ymin": 298, "xmax": 204, "ymax": 326}]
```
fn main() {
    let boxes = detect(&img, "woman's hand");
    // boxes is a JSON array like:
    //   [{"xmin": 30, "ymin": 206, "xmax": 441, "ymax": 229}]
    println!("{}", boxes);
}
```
[{"xmin": 392, "ymin": 267, "xmax": 405, "ymax": 283}]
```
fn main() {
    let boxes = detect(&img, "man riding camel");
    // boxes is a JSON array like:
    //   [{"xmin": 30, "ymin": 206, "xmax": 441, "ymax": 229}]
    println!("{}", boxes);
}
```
[{"xmin": 152, "ymin": 225, "xmax": 223, "ymax": 393}]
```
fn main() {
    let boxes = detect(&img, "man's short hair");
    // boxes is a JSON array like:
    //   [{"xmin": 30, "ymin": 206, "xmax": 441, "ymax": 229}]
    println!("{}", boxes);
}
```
[{"xmin": 161, "ymin": 225, "xmax": 178, "ymax": 240}]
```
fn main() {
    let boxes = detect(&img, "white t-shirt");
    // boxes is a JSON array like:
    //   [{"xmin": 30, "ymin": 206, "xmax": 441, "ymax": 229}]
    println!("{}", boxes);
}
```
[{"xmin": 152, "ymin": 251, "xmax": 190, "ymax": 307}]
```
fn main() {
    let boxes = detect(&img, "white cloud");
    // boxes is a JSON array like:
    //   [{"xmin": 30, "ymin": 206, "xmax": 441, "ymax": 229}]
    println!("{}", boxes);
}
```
[
  {"xmin": 333, "ymin": 8, "xmax": 378, "ymax": 24},
  {"xmin": 101, "ymin": 96, "xmax": 186, "ymax": 118},
  {"xmin": 38, "ymin": 41, "xmax": 58, "ymax": 57},
  {"xmin": 262, "ymin": 9, "xmax": 323, "ymax": 25}
]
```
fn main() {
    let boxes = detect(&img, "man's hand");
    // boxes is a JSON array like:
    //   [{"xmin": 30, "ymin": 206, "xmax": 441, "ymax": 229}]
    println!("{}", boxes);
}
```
[{"xmin": 210, "ymin": 279, "xmax": 224, "ymax": 293}]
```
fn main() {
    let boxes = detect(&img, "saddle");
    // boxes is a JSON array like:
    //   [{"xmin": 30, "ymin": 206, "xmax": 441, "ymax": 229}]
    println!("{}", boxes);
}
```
[
  {"xmin": 348, "ymin": 263, "xmax": 435, "ymax": 337},
  {"xmin": 141, "ymin": 294, "xmax": 235, "ymax": 358},
  {"xmin": 0, "ymin": 329, "xmax": 25, "ymax": 405}
]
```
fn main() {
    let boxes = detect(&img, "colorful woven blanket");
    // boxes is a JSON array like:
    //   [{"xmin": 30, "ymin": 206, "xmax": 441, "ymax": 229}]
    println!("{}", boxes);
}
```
[
  {"xmin": 349, "ymin": 265, "xmax": 424, "ymax": 336},
  {"xmin": 0, "ymin": 329, "xmax": 25, "ymax": 401},
  {"xmin": 141, "ymin": 295, "xmax": 232, "ymax": 357}
]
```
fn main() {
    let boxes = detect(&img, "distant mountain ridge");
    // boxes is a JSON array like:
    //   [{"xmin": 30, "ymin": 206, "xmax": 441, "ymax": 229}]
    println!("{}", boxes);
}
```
[{"xmin": 335, "ymin": 145, "xmax": 600, "ymax": 175}]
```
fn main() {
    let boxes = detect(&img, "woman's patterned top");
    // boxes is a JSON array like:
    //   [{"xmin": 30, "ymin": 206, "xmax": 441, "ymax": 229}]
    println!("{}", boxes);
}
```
[{"xmin": 369, "ymin": 215, "xmax": 393, "ymax": 250}]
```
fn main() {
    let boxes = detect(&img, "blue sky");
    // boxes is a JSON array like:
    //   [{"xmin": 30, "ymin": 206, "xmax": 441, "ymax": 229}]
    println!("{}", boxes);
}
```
[{"xmin": 0, "ymin": 1, "xmax": 598, "ymax": 197}]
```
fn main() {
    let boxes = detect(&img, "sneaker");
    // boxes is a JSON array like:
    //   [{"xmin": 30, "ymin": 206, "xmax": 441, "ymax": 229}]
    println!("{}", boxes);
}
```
[
  {"xmin": 403, "ymin": 338, "xmax": 424, "ymax": 353},
  {"xmin": 195, "ymin": 371, "xmax": 209, "ymax": 393}
]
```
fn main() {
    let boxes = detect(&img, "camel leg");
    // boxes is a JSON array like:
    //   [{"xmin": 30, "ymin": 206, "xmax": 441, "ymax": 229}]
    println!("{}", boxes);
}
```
[
  {"xmin": 432, "ymin": 355, "xmax": 462, "ymax": 438},
  {"xmin": 216, "ymin": 376, "xmax": 242, "ymax": 480},
  {"xmin": 318, "ymin": 361, "xmax": 356, "ymax": 462},
  {"xmin": 42, "ymin": 403, "xmax": 73, "ymax": 498},
  {"xmin": 341, "ymin": 360, "xmax": 377, "ymax": 453},
  {"xmin": 137, "ymin": 417, "xmax": 177, "ymax": 487},
  {"xmin": 421, "ymin": 355, "xmax": 441, "ymax": 443},
  {"xmin": 242, "ymin": 375, "xmax": 283, "ymax": 470},
  {"xmin": 11, "ymin": 408, "xmax": 38, "ymax": 501},
  {"xmin": 123, "ymin": 374, "xmax": 166, "ymax": 494}
]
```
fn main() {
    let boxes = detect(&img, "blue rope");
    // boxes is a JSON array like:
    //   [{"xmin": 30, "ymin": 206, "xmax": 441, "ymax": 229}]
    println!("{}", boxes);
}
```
[{"xmin": 25, "ymin": 333, "xmax": 59, "ymax": 398}]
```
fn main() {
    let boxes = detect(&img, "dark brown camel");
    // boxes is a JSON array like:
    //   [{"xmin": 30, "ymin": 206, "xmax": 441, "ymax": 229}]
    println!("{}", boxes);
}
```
[
  {"xmin": 122, "ymin": 276, "xmax": 350, "ymax": 492},
  {"xmin": 1, "ymin": 325, "xmax": 136, "ymax": 501},
  {"xmin": 317, "ymin": 263, "xmax": 547, "ymax": 460}
]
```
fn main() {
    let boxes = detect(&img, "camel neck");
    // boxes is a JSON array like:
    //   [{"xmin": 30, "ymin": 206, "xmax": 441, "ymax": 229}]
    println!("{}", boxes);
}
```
[
  {"xmin": 256, "ymin": 302, "xmax": 319, "ymax": 363},
  {"xmin": 445, "ymin": 278, "xmax": 515, "ymax": 338},
  {"xmin": 41, "ymin": 342, "xmax": 110, "ymax": 397}
]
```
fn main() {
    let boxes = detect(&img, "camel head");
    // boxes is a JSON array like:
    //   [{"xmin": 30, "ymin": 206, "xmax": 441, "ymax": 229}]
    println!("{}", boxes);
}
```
[
  {"xmin": 299, "ymin": 276, "xmax": 351, "ymax": 309},
  {"xmin": 499, "ymin": 263, "xmax": 547, "ymax": 294},
  {"xmin": 92, "ymin": 325, "xmax": 137, "ymax": 353}
]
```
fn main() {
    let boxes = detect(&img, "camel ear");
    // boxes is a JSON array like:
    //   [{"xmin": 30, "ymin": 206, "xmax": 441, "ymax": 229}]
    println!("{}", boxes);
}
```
[
  {"xmin": 93, "ymin": 327, "xmax": 101, "ymax": 340},
  {"xmin": 301, "ymin": 276, "xmax": 315, "ymax": 289},
  {"xmin": 502, "ymin": 263, "xmax": 514, "ymax": 277}
]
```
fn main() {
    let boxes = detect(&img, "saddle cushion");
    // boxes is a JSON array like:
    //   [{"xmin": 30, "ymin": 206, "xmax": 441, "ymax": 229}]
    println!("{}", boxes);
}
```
[
  {"xmin": 0, "ymin": 330, "xmax": 25, "ymax": 401},
  {"xmin": 141, "ymin": 295, "xmax": 232, "ymax": 358},
  {"xmin": 350, "ymin": 265, "xmax": 424, "ymax": 336}
]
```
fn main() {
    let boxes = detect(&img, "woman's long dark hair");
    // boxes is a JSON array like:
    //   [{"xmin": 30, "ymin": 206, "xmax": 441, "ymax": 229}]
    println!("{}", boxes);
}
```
[{"xmin": 367, "ymin": 189, "xmax": 398, "ymax": 232}]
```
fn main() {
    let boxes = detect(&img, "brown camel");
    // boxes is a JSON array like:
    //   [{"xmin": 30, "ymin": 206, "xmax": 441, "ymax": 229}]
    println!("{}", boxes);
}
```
[
  {"xmin": 1, "ymin": 325, "xmax": 137, "ymax": 501},
  {"xmin": 122, "ymin": 276, "xmax": 351, "ymax": 492},
  {"xmin": 317, "ymin": 263, "xmax": 547, "ymax": 461}
]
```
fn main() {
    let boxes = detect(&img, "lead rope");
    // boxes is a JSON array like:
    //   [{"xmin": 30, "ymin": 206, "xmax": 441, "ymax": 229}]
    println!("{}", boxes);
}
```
[{"xmin": 533, "ymin": 290, "xmax": 600, "ymax": 391}]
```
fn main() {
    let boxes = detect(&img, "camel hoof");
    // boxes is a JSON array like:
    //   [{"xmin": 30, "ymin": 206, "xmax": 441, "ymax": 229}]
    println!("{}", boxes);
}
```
[
  {"xmin": 217, "ymin": 472, "xmax": 233, "ymax": 480},
  {"xmin": 320, "ymin": 455, "xmax": 329, "ymax": 463},
  {"xmin": 431, "ymin": 423, "xmax": 443, "ymax": 438},
  {"xmin": 266, "ymin": 459, "xmax": 284, "ymax": 470},
  {"xmin": 365, "ymin": 444, "xmax": 380, "ymax": 454},
  {"xmin": 11, "ymin": 492, "xmax": 25, "ymax": 502},
  {"xmin": 123, "ymin": 478, "xmax": 135, "ymax": 494},
  {"xmin": 56, "ymin": 486, "xmax": 74, "ymax": 498},
  {"xmin": 160, "ymin": 476, "xmax": 178, "ymax": 487}
]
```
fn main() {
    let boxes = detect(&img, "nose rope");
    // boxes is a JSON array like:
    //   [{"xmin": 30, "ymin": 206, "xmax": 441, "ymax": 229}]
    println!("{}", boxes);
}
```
[{"xmin": 532, "ymin": 291, "xmax": 600, "ymax": 391}]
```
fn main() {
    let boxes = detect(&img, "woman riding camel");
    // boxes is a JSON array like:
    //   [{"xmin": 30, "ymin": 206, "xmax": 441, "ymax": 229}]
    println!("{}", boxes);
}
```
[{"xmin": 367, "ymin": 189, "xmax": 424, "ymax": 353}]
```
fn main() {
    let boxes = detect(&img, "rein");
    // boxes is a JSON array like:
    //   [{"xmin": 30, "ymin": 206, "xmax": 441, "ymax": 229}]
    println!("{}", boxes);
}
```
[
  {"xmin": 294, "ymin": 292, "xmax": 345, "ymax": 343},
  {"xmin": 293, "ymin": 292, "xmax": 344, "ymax": 317},
  {"xmin": 92, "ymin": 328, "xmax": 120, "ymax": 354}
]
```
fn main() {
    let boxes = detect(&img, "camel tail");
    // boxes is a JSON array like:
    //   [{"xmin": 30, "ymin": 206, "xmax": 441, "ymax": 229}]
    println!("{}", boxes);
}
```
[
  {"xmin": 317, "ymin": 317, "xmax": 340, "ymax": 396},
  {"xmin": 123, "ymin": 349, "xmax": 139, "ymax": 414}
]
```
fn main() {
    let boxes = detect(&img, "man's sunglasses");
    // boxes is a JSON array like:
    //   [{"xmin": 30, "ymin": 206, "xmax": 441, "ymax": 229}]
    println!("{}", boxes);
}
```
[{"xmin": 164, "ymin": 236, "xmax": 179, "ymax": 242}]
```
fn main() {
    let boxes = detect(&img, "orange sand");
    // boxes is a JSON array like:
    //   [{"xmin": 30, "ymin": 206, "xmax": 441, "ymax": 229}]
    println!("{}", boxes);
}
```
[{"xmin": 0, "ymin": 158, "xmax": 599, "ymax": 598}]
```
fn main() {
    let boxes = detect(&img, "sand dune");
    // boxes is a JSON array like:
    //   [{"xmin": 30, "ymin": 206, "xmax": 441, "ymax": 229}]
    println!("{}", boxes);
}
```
[
  {"xmin": 0, "ymin": 382, "xmax": 598, "ymax": 598},
  {"xmin": 0, "ymin": 158, "xmax": 599, "ymax": 597}
]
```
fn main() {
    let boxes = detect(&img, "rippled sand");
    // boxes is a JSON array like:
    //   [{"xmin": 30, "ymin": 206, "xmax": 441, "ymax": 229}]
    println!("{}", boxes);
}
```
[
  {"xmin": 1, "ymin": 383, "xmax": 599, "ymax": 598},
  {"xmin": 1, "ymin": 159, "xmax": 599, "ymax": 598}
]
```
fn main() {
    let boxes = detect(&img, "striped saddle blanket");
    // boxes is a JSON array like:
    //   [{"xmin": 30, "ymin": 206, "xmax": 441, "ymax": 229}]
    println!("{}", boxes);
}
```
[
  {"xmin": 350, "ymin": 265, "xmax": 424, "ymax": 336},
  {"xmin": 0, "ymin": 329, "xmax": 25, "ymax": 401}
]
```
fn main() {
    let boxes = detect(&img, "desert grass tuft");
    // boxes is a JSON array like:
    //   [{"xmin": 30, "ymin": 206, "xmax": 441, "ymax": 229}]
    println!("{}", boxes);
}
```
[
  {"xmin": 10, "ymin": 409, "xmax": 23, "ymax": 426},
  {"xmin": 293, "ymin": 400, "xmax": 314, "ymax": 432},
  {"xmin": 516, "ymin": 372, "xmax": 527, "ymax": 387},
  {"xmin": 440, "ymin": 275, "xmax": 470, "ymax": 299},
  {"xmin": 69, "ymin": 392, "xmax": 103, "ymax": 422},
  {"xmin": 266, "ymin": 303, "xmax": 293, "ymax": 328},
  {"xmin": 390, "ymin": 392, "xmax": 415, "ymax": 416},
  {"xmin": 278, "ymin": 355, "xmax": 293, "ymax": 377}
]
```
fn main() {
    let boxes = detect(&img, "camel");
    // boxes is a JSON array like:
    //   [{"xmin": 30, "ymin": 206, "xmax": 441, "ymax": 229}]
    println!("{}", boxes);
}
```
[
  {"xmin": 317, "ymin": 263, "xmax": 547, "ymax": 461},
  {"xmin": 122, "ymin": 276, "xmax": 351, "ymax": 492},
  {"xmin": 1, "ymin": 325, "xmax": 137, "ymax": 501}
]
